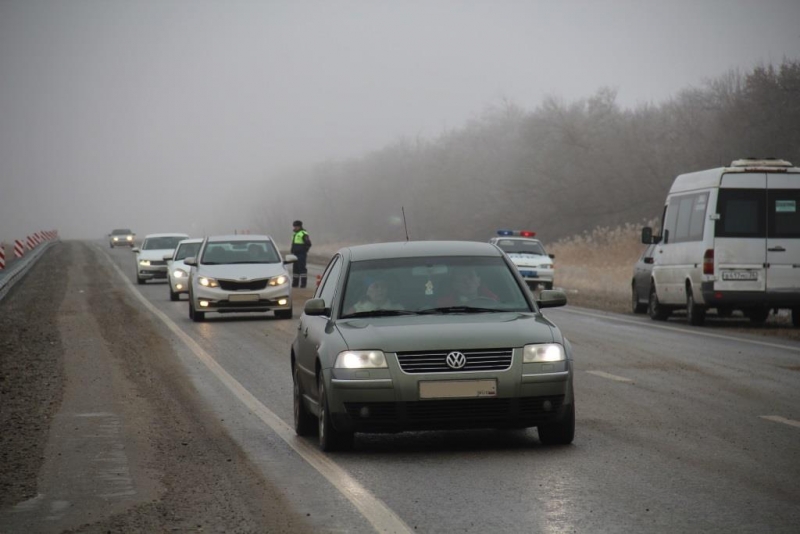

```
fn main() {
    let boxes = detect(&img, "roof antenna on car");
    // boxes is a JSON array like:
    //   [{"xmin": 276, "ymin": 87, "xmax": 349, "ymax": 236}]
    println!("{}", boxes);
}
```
[{"xmin": 401, "ymin": 206, "xmax": 410, "ymax": 241}]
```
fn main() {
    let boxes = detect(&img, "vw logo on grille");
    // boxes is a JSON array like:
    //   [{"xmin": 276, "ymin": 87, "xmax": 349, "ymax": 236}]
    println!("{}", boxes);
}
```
[{"xmin": 446, "ymin": 351, "xmax": 467, "ymax": 369}]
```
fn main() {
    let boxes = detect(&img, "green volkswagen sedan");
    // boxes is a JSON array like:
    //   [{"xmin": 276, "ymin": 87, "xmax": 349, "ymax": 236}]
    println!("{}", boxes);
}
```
[{"xmin": 291, "ymin": 241, "xmax": 574, "ymax": 451}]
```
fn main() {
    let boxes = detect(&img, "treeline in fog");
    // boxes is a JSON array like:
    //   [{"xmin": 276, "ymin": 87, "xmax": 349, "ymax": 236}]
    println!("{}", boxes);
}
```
[{"xmin": 254, "ymin": 60, "xmax": 800, "ymax": 246}]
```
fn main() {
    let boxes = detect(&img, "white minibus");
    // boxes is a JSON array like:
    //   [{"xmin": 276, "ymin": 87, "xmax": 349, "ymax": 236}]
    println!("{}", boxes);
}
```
[{"xmin": 642, "ymin": 158, "xmax": 800, "ymax": 326}]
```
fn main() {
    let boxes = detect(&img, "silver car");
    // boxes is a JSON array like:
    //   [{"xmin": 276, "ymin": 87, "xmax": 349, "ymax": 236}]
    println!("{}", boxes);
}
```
[
  {"xmin": 165, "ymin": 238, "xmax": 203, "ymax": 301},
  {"xmin": 185, "ymin": 234, "xmax": 297, "ymax": 321},
  {"xmin": 291, "ymin": 241, "xmax": 574, "ymax": 451},
  {"xmin": 133, "ymin": 233, "xmax": 189, "ymax": 284},
  {"xmin": 109, "ymin": 228, "xmax": 135, "ymax": 248},
  {"xmin": 489, "ymin": 234, "xmax": 555, "ymax": 290}
]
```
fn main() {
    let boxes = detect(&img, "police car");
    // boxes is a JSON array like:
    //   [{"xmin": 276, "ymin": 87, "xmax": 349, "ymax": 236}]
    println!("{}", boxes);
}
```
[{"xmin": 490, "ymin": 230, "xmax": 555, "ymax": 290}]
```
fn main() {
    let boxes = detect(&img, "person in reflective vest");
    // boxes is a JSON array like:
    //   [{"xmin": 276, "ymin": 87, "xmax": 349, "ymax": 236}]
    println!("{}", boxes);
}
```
[{"xmin": 291, "ymin": 220, "xmax": 311, "ymax": 288}]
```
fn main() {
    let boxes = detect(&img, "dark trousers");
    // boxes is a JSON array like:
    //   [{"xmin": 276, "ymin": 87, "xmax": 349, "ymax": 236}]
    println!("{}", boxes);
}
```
[{"xmin": 292, "ymin": 251, "xmax": 308, "ymax": 288}]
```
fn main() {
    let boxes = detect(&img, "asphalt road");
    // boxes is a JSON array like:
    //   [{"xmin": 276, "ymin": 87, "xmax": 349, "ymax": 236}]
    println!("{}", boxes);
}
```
[{"xmin": 2, "ymin": 241, "xmax": 799, "ymax": 533}]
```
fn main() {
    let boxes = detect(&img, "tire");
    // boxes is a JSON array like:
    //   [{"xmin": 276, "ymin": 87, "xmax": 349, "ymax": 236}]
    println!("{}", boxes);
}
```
[
  {"xmin": 792, "ymin": 308, "xmax": 800, "ymax": 328},
  {"xmin": 189, "ymin": 299, "xmax": 205, "ymax": 322},
  {"xmin": 648, "ymin": 284, "xmax": 670, "ymax": 321},
  {"xmin": 747, "ymin": 307, "xmax": 769, "ymax": 325},
  {"xmin": 317, "ymin": 374, "xmax": 353, "ymax": 452},
  {"xmin": 538, "ymin": 398, "xmax": 575, "ymax": 445},
  {"xmin": 686, "ymin": 287, "xmax": 706, "ymax": 326},
  {"xmin": 169, "ymin": 287, "xmax": 179, "ymax": 301},
  {"xmin": 275, "ymin": 307, "xmax": 293, "ymax": 319},
  {"xmin": 293, "ymin": 367, "xmax": 316, "ymax": 436},
  {"xmin": 136, "ymin": 276, "xmax": 145, "ymax": 285},
  {"xmin": 632, "ymin": 283, "xmax": 647, "ymax": 314}
]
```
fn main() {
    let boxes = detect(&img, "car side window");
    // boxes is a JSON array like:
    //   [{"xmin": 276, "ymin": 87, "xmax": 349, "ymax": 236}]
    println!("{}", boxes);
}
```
[{"xmin": 316, "ymin": 256, "xmax": 342, "ymax": 310}]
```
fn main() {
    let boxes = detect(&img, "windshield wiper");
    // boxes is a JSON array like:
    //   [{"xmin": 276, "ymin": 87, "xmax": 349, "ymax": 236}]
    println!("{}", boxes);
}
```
[
  {"xmin": 342, "ymin": 309, "xmax": 420, "ymax": 318},
  {"xmin": 418, "ymin": 306, "xmax": 504, "ymax": 314}
]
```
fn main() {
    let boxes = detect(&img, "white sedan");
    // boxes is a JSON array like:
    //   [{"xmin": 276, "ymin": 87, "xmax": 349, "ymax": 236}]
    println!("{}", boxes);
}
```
[
  {"xmin": 490, "ymin": 231, "xmax": 555, "ymax": 290},
  {"xmin": 165, "ymin": 238, "xmax": 203, "ymax": 301},
  {"xmin": 184, "ymin": 234, "xmax": 297, "ymax": 321},
  {"xmin": 133, "ymin": 233, "xmax": 189, "ymax": 285}
]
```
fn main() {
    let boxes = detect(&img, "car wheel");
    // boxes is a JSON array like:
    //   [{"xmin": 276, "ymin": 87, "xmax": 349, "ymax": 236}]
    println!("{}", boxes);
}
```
[
  {"xmin": 136, "ymin": 276, "xmax": 145, "ymax": 285},
  {"xmin": 317, "ymin": 374, "xmax": 353, "ymax": 452},
  {"xmin": 648, "ymin": 284, "xmax": 670, "ymax": 321},
  {"xmin": 189, "ymin": 299, "xmax": 205, "ymax": 322},
  {"xmin": 686, "ymin": 288, "xmax": 706, "ymax": 326},
  {"xmin": 632, "ymin": 283, "xmax": 647, "ymax": 314},
  {"xmin": 169, "ymin": 287, "xmax": 179, "ymax": 301},
  {"xmin": 293, "ymin": 366, "xmax": 317, "ymax": 436},
  {"xmin": 275, "ymin": 307, "xmax": 293, "ymax": 319},
  {"xmin": 747, "ymin": 307, "xmax": 769, "ymax": 325},
  {"xmin": 538, "ymin": 397, "xmax": 575, "ymax": 445}
]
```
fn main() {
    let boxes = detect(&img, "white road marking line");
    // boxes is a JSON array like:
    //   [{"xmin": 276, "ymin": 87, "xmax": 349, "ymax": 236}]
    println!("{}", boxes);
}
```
[
  {"xmin": 586, "ymin": 370, "xmax": 634, "ymax": 383},
  {"xmin": 760, "ymin": 415, "xmax": 800, "ymax": 429},
  {"xmin": 559, "ymin": 307, "xmax": 800, "ymax": 353},
  {"xmin": 101, "ymin": 248, "xmax": 413, "ymax": 534}
]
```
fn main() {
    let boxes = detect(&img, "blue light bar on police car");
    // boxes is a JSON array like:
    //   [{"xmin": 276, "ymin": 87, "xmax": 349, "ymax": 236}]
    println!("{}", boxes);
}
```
[{"xmin": 497, "ymin": 229, "xmax": 536, "ymax": 237}]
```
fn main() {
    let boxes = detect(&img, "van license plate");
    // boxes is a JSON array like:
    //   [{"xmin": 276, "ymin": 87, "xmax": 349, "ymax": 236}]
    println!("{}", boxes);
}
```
[
  {"xmin": 419, "ymin": 379, "xmax": 497, "ymax": 399},
  {"xmin": 722, "ymin": 271, "xmax": 758, "ymax": 281}
]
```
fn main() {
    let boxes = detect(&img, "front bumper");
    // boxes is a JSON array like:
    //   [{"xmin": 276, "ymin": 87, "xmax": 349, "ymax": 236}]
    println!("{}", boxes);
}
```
[
  {"xmin": 192, "ymin": 283, "xmax": 292, "ymax": 314},
  {"xmin": 138, "ymin": 264, "xmax": 168, "ymax": 279},
  {"xmin": 111, "ymin": 238, "xmax": 135, "ymax": 247},
  {"xmin": 168, "ymin": 272, "xmax": 190, "ymax": 294},
  {"xmin": 517, "ymin": 267, "xmax": 554, "ymax": 288},
  {"xmin": 326, "ymin": 353, "xmax": 572, "ymax": 433}
]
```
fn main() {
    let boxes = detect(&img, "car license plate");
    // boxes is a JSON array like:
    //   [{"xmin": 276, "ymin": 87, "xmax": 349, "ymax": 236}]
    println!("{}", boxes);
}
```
[
  {"xmin": 519, "ymin": 270, "xmax": 537, "ymax": 277},
  {"xmin": 419, "ymin": 379, "xmax": 497, "ymax": 399},
  {"xmin": 721, "ymin": 271, "xmax": 758, "ymax": 281},
  {"xmin": 229, "ymin": 294, "xmax": 259, "ymax": 302}
]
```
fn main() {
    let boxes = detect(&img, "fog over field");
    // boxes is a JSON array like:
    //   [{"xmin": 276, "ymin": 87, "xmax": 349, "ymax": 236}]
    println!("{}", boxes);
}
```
[{"xmin": 1, "ymin": 0, "xmax": 799, "ymax": 244}]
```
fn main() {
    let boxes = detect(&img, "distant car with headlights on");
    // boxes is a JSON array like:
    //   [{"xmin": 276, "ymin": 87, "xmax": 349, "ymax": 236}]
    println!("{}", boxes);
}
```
[
  {"xmin": 184, "ymin": 234, "xmax": 297, "ymax": 321},
  {"xmin": 489, "ymin": 230, "xmax": 555, "ymax": 290},
  {"xmin": 109, "ymin": 228, "xmax": 136, "ymax": 248},
  {"xmin": 291, "ymin": 240, "xmax": 574, "ymax": 451},
  {"xmin": 133, "ymin": 233, "xmax": 189, "ymax": 285},
  {"xmin": 165, "ymin": 238, "xmax": 203, "ymax": 301}
]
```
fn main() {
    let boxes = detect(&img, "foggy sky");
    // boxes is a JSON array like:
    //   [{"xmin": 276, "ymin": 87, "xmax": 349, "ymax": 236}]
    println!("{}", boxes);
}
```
[{"xmin": 1, "ymin": 0, "xmax": 799, "ymax": 243}]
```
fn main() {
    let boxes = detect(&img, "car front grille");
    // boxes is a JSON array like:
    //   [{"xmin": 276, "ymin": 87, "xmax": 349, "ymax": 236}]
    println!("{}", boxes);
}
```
[
  {"xmin": 218, "ymin": 279, "xmax": 268, "ymax": 291},
  {"xmin": 343, "ymin": 395, "xmax": 564, "ymax": 430},
  {"xmin": 149, "ymin": 260, "xmax": 167, "ymax": 266},
  {"xmin": 395, "ymin": 348, "xmax": 513, "ymax": 373}
]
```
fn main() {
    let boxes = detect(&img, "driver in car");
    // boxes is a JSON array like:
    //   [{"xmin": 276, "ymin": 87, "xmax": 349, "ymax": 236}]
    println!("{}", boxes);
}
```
[{"xmin": 437, "ymin": 267, "xmax": 498, "ymax": 306}]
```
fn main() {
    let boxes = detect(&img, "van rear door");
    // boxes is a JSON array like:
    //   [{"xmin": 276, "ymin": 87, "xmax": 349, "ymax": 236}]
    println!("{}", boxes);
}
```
[
  {"xmin": 715, "ymin": 173, "xmax": 766, "ymax": 292},
  {"xmin": 766, "ymin": 174, "xmax": 800, "ymax": 292}
]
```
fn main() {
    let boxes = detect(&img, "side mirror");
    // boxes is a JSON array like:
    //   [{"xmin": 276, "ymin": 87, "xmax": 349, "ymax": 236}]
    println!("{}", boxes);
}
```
[
  {"xmin": 284, "ymin": 253, "xmax": 298, "ymax": 264},
  {"xmin": 184, "ymin": 257, "xmax": 197, "ymax": 266},
  {"xmin": 132, "ymin": 247, "xmax": 140, "ymax": 253},
  {"xmin": 641, "ymin": 227, "xmax": 653, "ymax": 244},
  {"xmin": 303, "ymin": 298, "xmax": 327, "ymax": 316},
  {"xmin": 536, "ymin": 289, "xmax": 567, "ymax": 308},
  {"xmin": 548, "ymin": 254, "xmax": 555, "ymax": 260}
]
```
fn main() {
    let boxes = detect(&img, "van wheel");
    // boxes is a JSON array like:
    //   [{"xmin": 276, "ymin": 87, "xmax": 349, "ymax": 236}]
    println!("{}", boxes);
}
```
[
  {"xmin": 632, "ymin": 283, "xmax": 647, "ymax": 314},
  {"xmin": 686, "ymin": 288, "xmax": 706, "ymax": 326},
  {"xmin": 648, "ymin": 285, "xmax": 670, "ymax": 321},
  {"xmin": 747, "ymin": 307, "xmax": 769, "ymax": 325}
]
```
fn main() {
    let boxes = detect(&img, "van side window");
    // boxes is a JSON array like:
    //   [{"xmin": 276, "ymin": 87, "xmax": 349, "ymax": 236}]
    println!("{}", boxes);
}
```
[
  {"xmin": 664, "ymin": 200, "xmax": 679, "ymax": 244},
  {"xmin": 716, "ymin": 189, "xmax": 766, "ymax": 238},
  {"xmin": 669, "ymin": 192, "xmax": 708, "ymax": 243},
  {"xmin": 768, "ymin": 190, "xmax": 800, "ymax": 238}
]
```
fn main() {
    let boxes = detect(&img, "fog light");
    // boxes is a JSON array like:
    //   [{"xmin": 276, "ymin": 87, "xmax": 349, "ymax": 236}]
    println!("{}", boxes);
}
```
[
  {"xmin": 359, "ymin": 406, "xmax": 370, "ymax": 418},
  {"xmin": 278, "ymin": 298, "xmax": 288, "ymax": 306},
  {"xmin": 176, "ymin": 284, "xmax": 183, "ymax": 290},
  {"xmin": 199, "ymin": 300, "xmax": 209, "ymax": 308}
]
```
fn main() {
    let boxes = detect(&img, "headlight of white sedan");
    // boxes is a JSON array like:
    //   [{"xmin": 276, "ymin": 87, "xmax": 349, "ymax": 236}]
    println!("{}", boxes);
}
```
[
  {"xmin": 198, "ymin": 276, "xmax": 219, "ymax": 287},
  {"xmin": 139, "ymin": 259, "xmax": 151, "ymax": 266},
  {"xmin": 172, "ymin": 268, "xmax": 187, "ymax": 278},
  {"xmin": 267, "ymin": 274, "xmax": 288, "ymax": 286},
  {"xmin": 335, "ymin": 350, "xmax": 388, "ymax": 369},
  {"xmin": 523, "ymin": 343, "xmax": 565, "ymax": 363}
]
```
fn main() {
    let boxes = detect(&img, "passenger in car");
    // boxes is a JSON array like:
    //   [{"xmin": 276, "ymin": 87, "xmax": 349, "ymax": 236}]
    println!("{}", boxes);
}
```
[
  {"xmin": 350, "ymin": 278, "xmax": 403, "ymax": 313},
  {"xmin": 437, "ymin": 267, "xmax": 498, "ymax": 306}
]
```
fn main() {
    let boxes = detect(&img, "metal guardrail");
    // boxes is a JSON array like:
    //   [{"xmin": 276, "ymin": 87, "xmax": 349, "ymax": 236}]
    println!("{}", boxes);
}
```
[{"xmin": 0, "ymin": 241, "xmax": 56, "ymax": 302}]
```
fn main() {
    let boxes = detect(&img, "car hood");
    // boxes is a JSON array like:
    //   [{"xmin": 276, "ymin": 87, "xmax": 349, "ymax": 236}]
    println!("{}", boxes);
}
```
[
  {"xmin": 138, "ymin": 249, "xmax": 175, "ymax": 261},
  {"xmin": 507, "ymin": 253, "xmax": 551, "ymax": 267},
  {"xmin": 197, "ymin": 263, "xmax": 287, "ymax": 281},
  {"xmin": 336, "ymin": 313, "xmax": 556, "ymax": 352}
]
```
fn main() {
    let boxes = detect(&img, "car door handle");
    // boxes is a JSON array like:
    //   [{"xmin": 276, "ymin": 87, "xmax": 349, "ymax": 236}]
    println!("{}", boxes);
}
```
[{"xmin": 768, "ymin": 246, "xmax": 786, "ymax": 252}]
